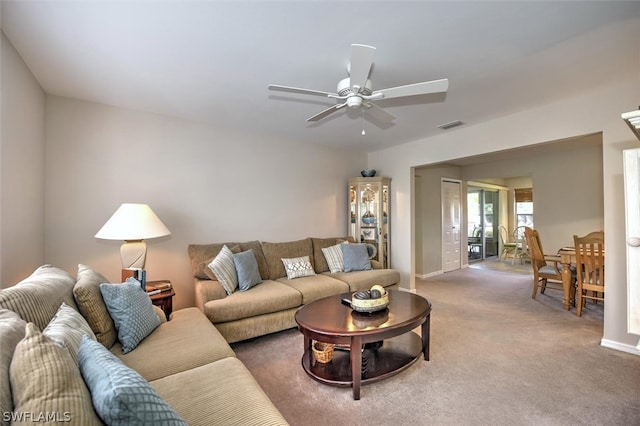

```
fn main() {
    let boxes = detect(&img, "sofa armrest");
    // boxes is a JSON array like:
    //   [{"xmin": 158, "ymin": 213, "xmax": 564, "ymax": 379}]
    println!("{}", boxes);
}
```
[
  {"xmin": 370, "ymin": 259, "xmax": 382, "ymax": 269},
  {"xmin": 194, "ymin": 279, "xmax": 227, "ymax": 312}
]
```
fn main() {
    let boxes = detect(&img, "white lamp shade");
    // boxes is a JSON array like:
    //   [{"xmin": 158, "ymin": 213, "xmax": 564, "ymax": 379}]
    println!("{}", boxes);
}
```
[{"xmin": 95, "ymin": 203, "xmax": 170, "ymax": 241}]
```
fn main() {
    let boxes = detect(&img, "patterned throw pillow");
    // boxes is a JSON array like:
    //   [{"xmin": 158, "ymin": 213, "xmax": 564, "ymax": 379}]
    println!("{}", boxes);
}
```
[
  {"xmin": 233, "ymin": 249, "xmax": 262, "ymax": 291},
  {"xmin": 281, "ymin": 256, "xmax": 316, "ymax": 280},
  {"xmin": 78, "ymin": 336, "xmax": 187, "ymax": 425},
  {"xmin": 10, "ymin": 324, "xmax": 103, "ymax": 425},
  {"xmin": 341, "ymin": 243, "xmax": 373, "ymax": 272},
  {"xmin": 99, "ymin": 279, "xmax": 161, "ymax": 354},
  {"xmin": 207, "ymin": 245, "xmax": 238, "ymax": 295},
  {"xmin": 322, "ymin": 241, "xmax": 349, "ymax": 273},
  {"xmin": 43, "ymin": 302, "xmax": 96, "ymax": 365}
]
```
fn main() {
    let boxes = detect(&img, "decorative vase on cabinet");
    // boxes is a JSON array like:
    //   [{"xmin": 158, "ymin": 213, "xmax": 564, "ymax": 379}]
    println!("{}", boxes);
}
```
[{"xmin": 348, "ymin": 176, "xmax": 391, "ymax": 268}]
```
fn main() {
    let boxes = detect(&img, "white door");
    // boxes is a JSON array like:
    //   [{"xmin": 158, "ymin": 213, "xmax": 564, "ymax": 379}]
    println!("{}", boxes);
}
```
[
  {"xmin": 442, "ymin": 180, "xmax": 462, "ymax": 272},
  {"xmin": 623, "ymin": 149, "xmax": 640, "ymax": 336}
]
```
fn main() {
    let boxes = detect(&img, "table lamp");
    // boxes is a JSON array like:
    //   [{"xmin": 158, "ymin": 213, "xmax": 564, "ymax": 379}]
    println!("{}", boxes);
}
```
[{"xmin": 95, "ymin": 203, "xmax": 171, "ymax": 270}]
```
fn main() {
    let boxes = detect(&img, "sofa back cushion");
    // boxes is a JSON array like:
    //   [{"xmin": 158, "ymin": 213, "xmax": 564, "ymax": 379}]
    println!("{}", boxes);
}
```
[
  {"xmin": 0, "ymin": 265, "xmax": 77, "ymax": 331},
  {"xmin": 188, "ymin": 241, "xmax": 269, "ymax": 281},
  {"xmin": 261, "ymin": 238, "xmax": 313, "ymax": 280},
  {"xmin": 311, "ymin": 237, "xmax": 349, "ymax": 273}
]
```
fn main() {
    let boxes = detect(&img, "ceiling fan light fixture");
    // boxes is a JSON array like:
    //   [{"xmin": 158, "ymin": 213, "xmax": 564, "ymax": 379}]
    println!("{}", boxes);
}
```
[
  {"xmin": 437, "ymin": 120, "xmax": 464, "ymax": 130},
  {"xmin": 621, "ymin": 109, "xmax": 640, "ymax": 142}
]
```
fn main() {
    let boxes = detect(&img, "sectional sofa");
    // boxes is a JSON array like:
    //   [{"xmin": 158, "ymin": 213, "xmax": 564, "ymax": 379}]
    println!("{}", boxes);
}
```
[
  {"xmin": 0, "ymin": 264, "xmax": 288, "ymax": 425},
  {"xmin": 188, "ymin": 237, "xmax": 400, "ymax": 343}
]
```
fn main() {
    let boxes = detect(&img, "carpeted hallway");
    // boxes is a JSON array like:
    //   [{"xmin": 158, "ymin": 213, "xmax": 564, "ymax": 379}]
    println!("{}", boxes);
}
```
[{"xmin": 232, "ymin": 268, "xmax": 640, "ymax": 425}]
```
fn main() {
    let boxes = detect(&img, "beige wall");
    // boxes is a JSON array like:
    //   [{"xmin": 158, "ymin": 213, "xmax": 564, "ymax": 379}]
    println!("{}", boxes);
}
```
[
  {"xmin": 0, "ymin": 32, "xmax": 46, "ymax": 286},
  {"xmin": 43, "ymin": 97, "xmax": 366, "ymax": 309},
  {"xmin": 370, "ymin": 77, "xmax": 640, "ymax": 354}
]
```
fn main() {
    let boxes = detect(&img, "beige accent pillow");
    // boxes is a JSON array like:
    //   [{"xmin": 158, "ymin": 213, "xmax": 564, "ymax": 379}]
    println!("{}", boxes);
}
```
[
  {"xmin": 0, "ymin": 309, "xmax": 26, "ymax": 422},
  {"xmin": 201, "ymin": 245, "xmax": 241, "ymax": 281},
  {"xmin": 73, "ymin": 264, "xmax": 117, "ymax": 348},
  {"xmin": 10, "ymin": 323, "xmax": 102, "ymax": 425}
]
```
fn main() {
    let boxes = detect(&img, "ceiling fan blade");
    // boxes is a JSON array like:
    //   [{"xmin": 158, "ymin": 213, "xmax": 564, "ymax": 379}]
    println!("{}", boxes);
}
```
[
  {"xmin": 306, "ymin": 102, "xmax": 347, "ymax": 122},
  {"xmin": 268, "ymin": 84, "xmax": 337, "ymax": 98},
  {"xmin": 373, "ymin": 78, "xmax": 449, "ymax": 100},
  {"xmin": 364, "ymin": 102, "xmax": 396, "ymax": 123},
  {"xmin": 349, "ymin": 44, "xmax": 375, "ymax": 93}
]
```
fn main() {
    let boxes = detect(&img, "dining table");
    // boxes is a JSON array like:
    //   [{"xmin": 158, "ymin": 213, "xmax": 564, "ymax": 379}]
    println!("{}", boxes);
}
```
[{"xmin": 557, "ymin": 247, "xmax": 577, "ymax": 310}]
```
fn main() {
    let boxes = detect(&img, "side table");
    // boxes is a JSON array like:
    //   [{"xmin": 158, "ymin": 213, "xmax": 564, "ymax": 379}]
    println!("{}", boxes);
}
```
[{"xmin": 147, "ymin": 280, "xmax": 175, "ymax": 320}]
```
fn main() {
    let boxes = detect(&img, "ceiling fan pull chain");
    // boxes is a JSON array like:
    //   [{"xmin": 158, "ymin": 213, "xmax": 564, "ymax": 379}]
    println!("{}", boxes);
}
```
[{"xmin": 361, "ymin": 110, "xmax": 366, "ymax": 136}]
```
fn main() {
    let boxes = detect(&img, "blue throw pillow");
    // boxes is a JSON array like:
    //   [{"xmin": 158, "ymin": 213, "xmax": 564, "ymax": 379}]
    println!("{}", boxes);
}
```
[
  {"xmin": 341, "ymin": 244, "xmax": 372, "ymax": 272},
  {"xmin": 234, "ymin": 249, "xmax": 262, "ymax": 291},
  {"xmin": 99, "ymin": 279, "xmax": 160, "ymax": 354},
  {"xmin": 78, "ymin": 336, "xmax": 187, "ymax": 425}
]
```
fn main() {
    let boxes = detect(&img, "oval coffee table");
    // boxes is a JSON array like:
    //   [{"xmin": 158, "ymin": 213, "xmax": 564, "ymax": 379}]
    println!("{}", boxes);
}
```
[{"xmin": 295, "ymin": 290, "xmax": 431, "ymax": 400}]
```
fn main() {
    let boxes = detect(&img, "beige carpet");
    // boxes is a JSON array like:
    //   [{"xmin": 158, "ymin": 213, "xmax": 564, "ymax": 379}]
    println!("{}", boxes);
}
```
[{"xmin": 232, "ymin": 268, "xmax": 640, "ymax": 425}]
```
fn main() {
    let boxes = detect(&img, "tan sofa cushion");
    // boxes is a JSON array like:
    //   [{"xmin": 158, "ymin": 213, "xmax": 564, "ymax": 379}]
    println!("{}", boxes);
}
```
[
  {"xmin": 110, "ymin": 307, "xmax": 235, "ymax": 382},
  {"xmin": 202, "ymin": 280, "xmax": 301, "ymax": 324},
  {"xmin": 73, "ymin": 264, "xmax": 117, "ymax": 348},
  {"xmin": 188, "ymin": 241, "xmax": 269, "ymax": 280},
  {"xmin": 277, "ymin": 275, "xmax": 349, "ymax": 304},
  {"xmin": 10, "ymin": 323, "xmax": 102, "ymax": 425},
  {"xmin": 0, "ymin": 309, "xmax": 26, "ymax": 421},
  {"xmin": 261, "ymin": 238, "xmax": 313, "ymax": 280},
  {"xmin": 311, "ymin": 237, "xmax": 347, "ymax": 273},
  {"xmin": 152, "ymin": 357, "xmax": 289, "ymax": 426},
  {"xmin": 325, "ymin": 269, "xmax": 400, "ymax": 292},
  {"xmin": 0, "ymin": 265, "xmax": 78, "ymax": 331}
]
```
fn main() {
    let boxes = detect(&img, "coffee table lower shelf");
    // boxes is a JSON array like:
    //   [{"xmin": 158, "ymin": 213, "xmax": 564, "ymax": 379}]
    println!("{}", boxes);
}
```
[{"xmin": 301, "ymin": 332, "xmax": 422, "ymax": 388}]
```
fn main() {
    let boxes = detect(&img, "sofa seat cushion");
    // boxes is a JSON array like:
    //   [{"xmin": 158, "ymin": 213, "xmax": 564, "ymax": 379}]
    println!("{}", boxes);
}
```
[
  {"xmin": 151, "ymin": 357, "xmax": 289, "ymax": 426},
  {"xmin": 202, "ymin": 280, "xmax": 302, "ymax": 324},
  {"xmin": 325, "ymin": 269, "xmax": 401, "ymax": 292},
  {"xmin": 277, "ymin": 274, "xmax": 349, "ymax": 304},
  {"xmin": 0, "ymin": 265, "xmax": 78, "ymax": 331},
  {"xmin": 262, "ymin": 238, "xmax": 313, "ymax": 280},
  {"xmin": 110, "ymin": 308, "xmax": 235, "ymax": 382}
]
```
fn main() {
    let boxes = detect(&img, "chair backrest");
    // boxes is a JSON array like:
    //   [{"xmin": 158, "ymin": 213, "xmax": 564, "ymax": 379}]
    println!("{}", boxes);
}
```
[
  {"xmin": 524, "ymin": 227, "xmax": 546, "ymax": 269},
  {"xmin": 573, "ymin": 231, "xmax": 605, "ymax": 290},
  {"xmin": 498, "ymin": 225, "xmax": 509, "ymax": 244}
]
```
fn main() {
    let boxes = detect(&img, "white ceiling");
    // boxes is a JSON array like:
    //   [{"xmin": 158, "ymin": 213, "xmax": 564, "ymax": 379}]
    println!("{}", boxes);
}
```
[{"xmin": 2, "ymin": 1, "xmax": 639, "ymax": 152}]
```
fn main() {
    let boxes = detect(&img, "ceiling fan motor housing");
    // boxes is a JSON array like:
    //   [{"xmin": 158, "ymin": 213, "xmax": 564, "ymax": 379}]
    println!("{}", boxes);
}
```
[{"xmin": 337, "ymin": 77, "xmax": 373, "ymax": 103}]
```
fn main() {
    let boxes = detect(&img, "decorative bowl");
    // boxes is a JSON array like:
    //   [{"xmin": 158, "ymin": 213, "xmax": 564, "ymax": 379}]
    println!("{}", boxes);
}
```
[
  {"xmin": 361, "ymin": 169, "xmax": 377, "ymax": 177},
  {"xmin": 362, "ymin": 216, "xmax": 375, "ymax": 224},
  {"xmin": 351, "ymin": 292, "xmax": 389, "ymax": 313}
]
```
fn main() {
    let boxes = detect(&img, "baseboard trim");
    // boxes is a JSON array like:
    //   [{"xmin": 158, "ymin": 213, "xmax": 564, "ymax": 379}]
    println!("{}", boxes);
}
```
[
  {"xmin": 600, "ymin": 338, "xmax": 640, "ymax": 356},
  {"xmin": 415, "ymin": 270, "xmax": 443, "ymax": 279}
]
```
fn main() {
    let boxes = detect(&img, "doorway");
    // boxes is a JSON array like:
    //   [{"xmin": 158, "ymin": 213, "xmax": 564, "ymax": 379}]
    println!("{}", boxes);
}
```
[{"xmin": 467, "ymin": 187, "xmax": 499, "ymax": 262}]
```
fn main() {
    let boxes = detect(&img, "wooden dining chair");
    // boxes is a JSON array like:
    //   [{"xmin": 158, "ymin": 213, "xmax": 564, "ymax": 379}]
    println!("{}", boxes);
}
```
[
  {"xmin": 525, "ymin": 227, "xmax": 570, "ymax": 300},
  {"xmin": 573, "ymin": 231, "xmax": 605, "ymax": 317}
]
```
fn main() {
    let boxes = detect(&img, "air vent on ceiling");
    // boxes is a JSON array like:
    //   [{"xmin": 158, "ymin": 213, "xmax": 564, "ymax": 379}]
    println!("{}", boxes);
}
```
[
  {"xmin": 621, "ymin": 108, "xmax": 640, "ymax": 142},
  {"xmin": 437, "ymin": 120, "xmax": 464, "ymax": 130}
]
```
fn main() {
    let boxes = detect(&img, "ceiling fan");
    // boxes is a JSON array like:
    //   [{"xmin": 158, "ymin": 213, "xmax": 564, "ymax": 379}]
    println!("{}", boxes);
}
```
[{"xmin": 268, "ymin": 44, "xmax": 449, "ymax": 123}]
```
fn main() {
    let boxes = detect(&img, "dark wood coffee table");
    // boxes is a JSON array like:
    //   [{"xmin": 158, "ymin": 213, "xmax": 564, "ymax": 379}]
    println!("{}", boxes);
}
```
[{"xmin": 295, "ymin": 290, "xmax": 431, "ymax": 399}]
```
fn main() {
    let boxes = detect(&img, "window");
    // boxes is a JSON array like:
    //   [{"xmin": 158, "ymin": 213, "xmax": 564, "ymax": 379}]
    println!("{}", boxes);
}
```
[{"xmin": 515, "ymin": 188, "xmax": 533, "ymax": 228}]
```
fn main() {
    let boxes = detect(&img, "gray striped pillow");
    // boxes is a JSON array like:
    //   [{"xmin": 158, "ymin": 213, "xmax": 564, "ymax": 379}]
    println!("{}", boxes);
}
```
[
  {"xmin": 322, "ymin": 242, "xmax": 348, "ymax": 273},
  {"xmin": 208, "ymin": 245, "xmax": 238, "ymax": 295},
  {"xmin": 43, "ymin": 302, "xmax": 96, "ymax": 365}
]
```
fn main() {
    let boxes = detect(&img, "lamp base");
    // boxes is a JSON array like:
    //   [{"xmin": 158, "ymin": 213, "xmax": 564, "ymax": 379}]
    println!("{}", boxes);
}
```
[{"xmin": 121, "ymin": 240, "xmax": 147, "ymax": 269}]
